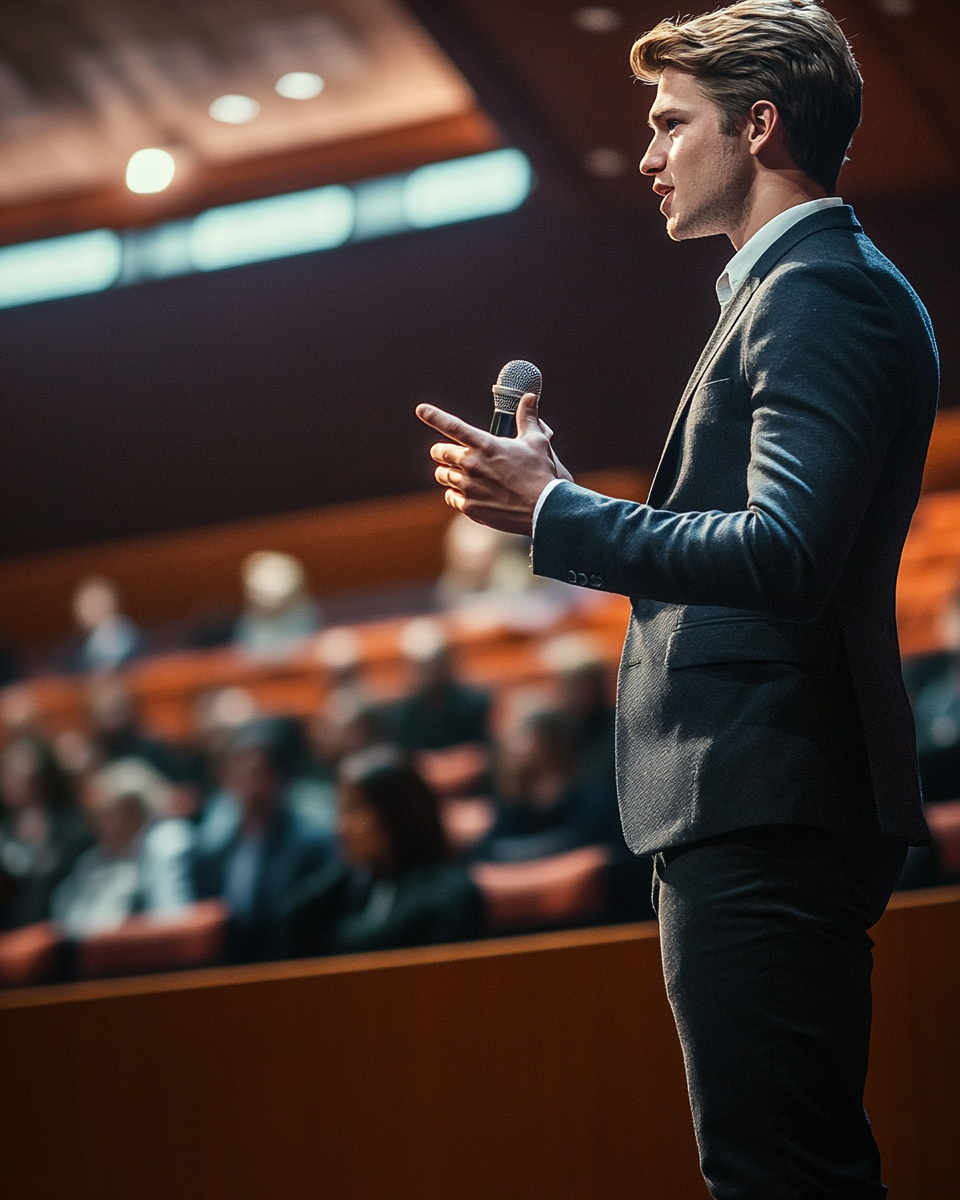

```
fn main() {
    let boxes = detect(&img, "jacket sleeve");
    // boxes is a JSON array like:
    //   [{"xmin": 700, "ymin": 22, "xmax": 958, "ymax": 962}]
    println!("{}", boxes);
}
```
[{"xmin": 532, "ymin": 261, "xmax": 917, "ymax": 622}]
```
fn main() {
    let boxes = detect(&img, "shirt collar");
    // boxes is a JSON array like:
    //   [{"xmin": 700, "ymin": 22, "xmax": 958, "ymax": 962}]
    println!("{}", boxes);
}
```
[{"xmin": 715, "ymin": 196, "xmax": 844, "ymax": 307}]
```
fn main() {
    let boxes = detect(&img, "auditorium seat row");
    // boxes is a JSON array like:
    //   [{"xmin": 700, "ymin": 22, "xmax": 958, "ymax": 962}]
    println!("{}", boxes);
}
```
[{"xmin": 0, "ymin": 845, "xmax": 613, "ymax": 988}]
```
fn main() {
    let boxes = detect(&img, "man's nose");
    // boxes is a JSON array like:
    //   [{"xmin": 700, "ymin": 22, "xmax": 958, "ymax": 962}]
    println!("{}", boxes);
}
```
[{"xmin": 639, "ymin": 137, "xmax": 664, "ymax": 177}]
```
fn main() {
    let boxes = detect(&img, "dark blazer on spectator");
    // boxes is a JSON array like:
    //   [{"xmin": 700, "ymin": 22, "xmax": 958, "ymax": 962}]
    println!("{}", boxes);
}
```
[
  {"xmin": 192, "ymin": 803, "xmax": 333, "ymax": 961},
  {"xmin": 285, "ymin": 860, "xmax": 484, "ymax": 957},
  {"xmin": 533, "ymin": 206, "xmax": 938, "ymax": 854}
]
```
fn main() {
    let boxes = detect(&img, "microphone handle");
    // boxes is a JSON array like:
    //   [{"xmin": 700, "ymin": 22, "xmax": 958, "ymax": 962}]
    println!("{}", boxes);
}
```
[{"xmin": 489, "ymin": 410, "xmax": 517, "ymax": 438}]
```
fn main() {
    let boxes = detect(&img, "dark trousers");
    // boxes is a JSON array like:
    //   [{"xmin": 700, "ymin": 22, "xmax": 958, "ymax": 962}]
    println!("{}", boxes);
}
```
[{"xmin": 653, "ymin": 825, "xmax": 907, "ymax": 1200}]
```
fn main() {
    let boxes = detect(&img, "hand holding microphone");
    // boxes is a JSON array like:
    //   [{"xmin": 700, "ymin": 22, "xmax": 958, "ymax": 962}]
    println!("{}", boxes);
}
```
[{"xmin": 416, "ymin": 359, "xmax": 572, "ymax": 536}]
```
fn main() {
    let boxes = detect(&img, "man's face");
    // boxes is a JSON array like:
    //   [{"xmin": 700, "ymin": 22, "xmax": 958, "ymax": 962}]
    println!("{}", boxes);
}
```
[{"xmin": 640, "ymin": 67, "xmax": 753, "ymax": 242}]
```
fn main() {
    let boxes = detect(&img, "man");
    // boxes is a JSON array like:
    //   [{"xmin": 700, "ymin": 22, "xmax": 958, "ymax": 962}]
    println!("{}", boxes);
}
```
[
  {"xmin": 192, "ymin": 720, "xmax": 333, "ymax": 961},
  {"xmin": 415, "ymin": 1, "xmax": 938, "ymax": 1196}
]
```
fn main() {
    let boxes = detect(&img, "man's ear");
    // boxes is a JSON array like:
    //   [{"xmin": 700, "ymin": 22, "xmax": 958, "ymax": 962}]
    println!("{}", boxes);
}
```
[{"xmin": 748, "ymin": 100, "xmax": 799, "ymax": 172}]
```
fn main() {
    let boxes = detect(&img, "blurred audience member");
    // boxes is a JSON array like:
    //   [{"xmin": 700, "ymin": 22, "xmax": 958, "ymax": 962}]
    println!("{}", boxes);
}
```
[
  {"xmin": 87, "ymin": 676, "xmax": 196, "ymax": 783},
  {"xmin": 436, "ymin": 514, "xmax": 576, "ymax": 633},
  {"xmin": 308, "ymin": 688, "xmax": 388, "ymax": 773},
  {"xmin": 71, "ymin": 577, "xmax": 142, "ymax": 673},
  {"xmin": 388, "ymin": 619, "xmax": 490, "ymax": 751},
  {"xmin": 314, "ymin": 626, "xmax": 364, "ymax": 696},
  {"xmin": 477, "ymin": 706, "xmax": 652, "ymax": 919},
  {"xmin": 908, "ymin": 589, "xmax": 960, "ymax": 805},
  {"xmin": 476, "ymin": 708, "xmax": 620, "ymax": 863},
  {"xmin": 0, "ymin": 684, "xmax": 41, "ymax": 741},
  {"xmin": 51, "ymin": 759, "xmax": 192, "ymax": 938},
  {"xmin": 192, "ymin": 720, "xmax": 333, "ymax": 961},
  {"xmin": 541, "ymin": 633, "xmax": 616, "ymax": 785},
  {"xmin": 286, "ymin": 747, "xmax": 483, "ymax": 957},
  {"xmin": 234, "ymin": 552, "xmax": 321, "ymax": 659},
  {"xmin": 0, "ymin": 738, "xmax": 92, "ymax": 929}
]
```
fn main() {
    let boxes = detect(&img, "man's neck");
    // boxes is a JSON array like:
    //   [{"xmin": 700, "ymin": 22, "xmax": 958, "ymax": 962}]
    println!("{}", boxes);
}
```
[{"xmin": 729, "ymin": 172, "xmax": 828, "ymax": 251}]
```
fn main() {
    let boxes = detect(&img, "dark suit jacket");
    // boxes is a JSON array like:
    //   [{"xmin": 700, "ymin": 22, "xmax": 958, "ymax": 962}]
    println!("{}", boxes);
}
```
[
  {"xmin": 285, "ymin": 861, "xmax": 484, "ymax": 957},
  {"xmin": 192, "ymin": 802, "xmax": 333, "ymax": 961},
  {"xmin": 533, "ymin": 206, "xmax": 938, "ymax": 854}
]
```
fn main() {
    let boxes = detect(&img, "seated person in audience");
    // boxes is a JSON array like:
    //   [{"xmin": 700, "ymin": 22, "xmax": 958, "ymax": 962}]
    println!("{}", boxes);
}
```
[
  {"xmin": 286, "ymin": 747, "xmax": 484, "ymax": 957},
  {"xmin": 87, "ymin": 676, "xmax": 199, "ymax": 784},
  {"xmin": 234, "ymin": 551, "xmax": 321, "ymax": 659},
  {"xmin": 909, "ymin": 588, "xmax": 960, "ymax": 805},
  {"xmin": 70, "ymin": 576, "xmax": 143, "ymax": 673},
  {"xmin": 192, "ymin": 720, "xmax": 334, "ymax": 962},
  {"xmin": 51, "ymin": 759, "xmax": 193, "ymax": 938},
  {"xmin": 435, "ymin": 514, "xmax": 576, "ymax": 631},
  {"xmin": 475, "ymin": 708, "xmax": 653, "ymax": 919},
  {"xmin": 387, "ymin": 619, "xmax": 490, "ymax": 751},
  {"xmin": 0, "ymin": 737, "xmax": 92, "ymax": 929},
  {"xmin": 541, "ymin": 633, "xmax": 616, "ymax": 785},
  {"xmin": 474, "ymin": 708, "xmax": 622, "ymax": 863}
]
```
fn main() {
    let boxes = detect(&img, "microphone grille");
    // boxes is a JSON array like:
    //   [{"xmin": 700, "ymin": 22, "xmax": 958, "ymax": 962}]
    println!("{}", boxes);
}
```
[{"xmin": 496, "ymin": 359, "xmax": 542, "ymax": 397}]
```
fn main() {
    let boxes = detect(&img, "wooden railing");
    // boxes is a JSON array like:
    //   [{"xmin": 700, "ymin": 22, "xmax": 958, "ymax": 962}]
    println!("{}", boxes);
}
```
[{"xmin": 0, "ymin": 886, "xmax": 957, "ymax": 1200}]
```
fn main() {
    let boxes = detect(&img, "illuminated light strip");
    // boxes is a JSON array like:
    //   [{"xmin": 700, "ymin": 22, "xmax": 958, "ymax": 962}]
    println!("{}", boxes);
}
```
[{"xmin": 0, "ymin": 150, "xmax": 533, "ymax": 311}]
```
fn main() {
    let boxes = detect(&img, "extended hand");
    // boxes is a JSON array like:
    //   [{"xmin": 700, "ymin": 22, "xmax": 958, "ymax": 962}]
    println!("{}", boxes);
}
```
[{"xmin": 416, "ymin": 392, "xmax": 573, "ymax": 535}]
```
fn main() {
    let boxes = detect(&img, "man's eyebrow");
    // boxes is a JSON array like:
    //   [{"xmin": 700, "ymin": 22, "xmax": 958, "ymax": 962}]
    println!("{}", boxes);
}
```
[{"xmin": 648, "ymin": 107, "xmax": 682, "ymax": 129}]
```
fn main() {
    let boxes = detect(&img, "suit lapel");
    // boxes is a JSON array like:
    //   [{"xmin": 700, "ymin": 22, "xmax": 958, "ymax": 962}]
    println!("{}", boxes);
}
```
[{"xmin": 647, "ymin": 275, "xmax": 758, "ymax": 507}]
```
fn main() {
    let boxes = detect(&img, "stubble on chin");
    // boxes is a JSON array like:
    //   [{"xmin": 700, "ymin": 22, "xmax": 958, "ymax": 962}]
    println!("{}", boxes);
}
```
[{"xmin": 665, "ymin": 147, "xmax": 752, "ymax": 243}]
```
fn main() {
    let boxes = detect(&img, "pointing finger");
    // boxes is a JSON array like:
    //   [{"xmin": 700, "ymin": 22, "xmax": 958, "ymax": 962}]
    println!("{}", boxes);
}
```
[{"xmin": 416, "ymin": 403, "xmax": 489, "ymax": 450}]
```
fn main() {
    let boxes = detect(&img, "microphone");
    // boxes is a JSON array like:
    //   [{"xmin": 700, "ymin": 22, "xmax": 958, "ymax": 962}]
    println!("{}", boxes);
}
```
[{"xmin": 490, "ymin": 359, "xmax": 542, "ymax": 438}]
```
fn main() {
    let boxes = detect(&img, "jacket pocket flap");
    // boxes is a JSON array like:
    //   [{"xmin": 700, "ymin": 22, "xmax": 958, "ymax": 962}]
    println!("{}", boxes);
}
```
[{"xmin": 666, "ymin": 619, "xmax": 818, "ymax": 669}]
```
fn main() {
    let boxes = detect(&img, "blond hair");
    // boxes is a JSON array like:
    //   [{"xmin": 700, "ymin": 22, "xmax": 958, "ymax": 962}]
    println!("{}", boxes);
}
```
[{"xmin": 632, "ymin": 0, "xmax": 861, "ymax": 192}]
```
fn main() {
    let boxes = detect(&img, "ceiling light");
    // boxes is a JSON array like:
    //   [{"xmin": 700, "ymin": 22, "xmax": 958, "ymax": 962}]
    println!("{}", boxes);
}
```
[
  {"xmin": 125, "ymin": 148, "xmax": 176, "ymax": 194},
  {"xmin": 275, "ymin": 72, "xmax": 325, "ymax": 100},
  {"xmin": 208, "ymin": 94, "xmax": 260, "ymax": 124},
  {"xmin": 571, "ymin": 7, "xmax": 623, "ymax": 33}
]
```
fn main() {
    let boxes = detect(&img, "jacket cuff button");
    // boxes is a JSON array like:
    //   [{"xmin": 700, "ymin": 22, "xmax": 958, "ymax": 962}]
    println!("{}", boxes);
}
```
[
  {"xmin": 566, "ymin": 570, "xmax": 577, "ymax": 584},
  {"xmin": 590, "ymin": 575, "xmax": 603, "ymax": 589},
  {"xmin": 577, "ymin": 572, "xmax": 588, "ymax": 586}
]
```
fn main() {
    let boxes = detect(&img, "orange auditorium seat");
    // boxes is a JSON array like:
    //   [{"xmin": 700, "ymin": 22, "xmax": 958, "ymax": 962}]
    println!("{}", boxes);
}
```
[
  {"xmin": 76, "ymin": 899, "xmax": 228, "ymax": 980},
  {"xmin": 0, "ymin": 921, "xmax": 64, "ymax": 988},
  {"xmin": 925, "ymin": 800, "xmax": 960, "ymax": 879},
  {"xmin": 470, "ymin": 844, "xmax": 611, "ymax": 933}
]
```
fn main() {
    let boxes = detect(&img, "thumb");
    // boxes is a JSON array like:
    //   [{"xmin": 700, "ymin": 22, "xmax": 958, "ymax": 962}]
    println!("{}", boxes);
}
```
[{"xmin": 516, "ymin": 391, "xmax": 541, "ymax": 437}]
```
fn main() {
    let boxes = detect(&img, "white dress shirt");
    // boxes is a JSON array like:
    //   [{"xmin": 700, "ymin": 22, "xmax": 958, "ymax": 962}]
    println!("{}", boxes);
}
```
[{"xmin": 532, "ymin": 196, "xmax": 845, "ymax": 536}]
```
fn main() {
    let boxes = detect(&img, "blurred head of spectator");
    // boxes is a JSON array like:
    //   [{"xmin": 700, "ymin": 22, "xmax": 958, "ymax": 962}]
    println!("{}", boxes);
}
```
[
  {"xmin": 285, "ymin": 747, "xmax": 483, "ymax": 957},
  {"xmin": 0, "ymin": 737, "xmax": 92, "ymax": 929},
  {"xmin": 941, "ymin": 587, "xmax": 960, "ymax": 652},
  {"xmin": 387, "ymin": 619, "xmax": 489, "ymax": 751},
  {"xmin": 495, "ymin": 708, "xmax": 580, "ymax": 811},
  {"xmin": 436, "ymin": 515, "xmax": 531, "ymax": 608},
  {"xmin": 0, "ymin": 684, "xmax": 40, "ymax": 741},
  {"xmin": 86, "ymin": 676, "xmax": 192, "ymax": 785},
  {"xmin": 220, "ymin": 721, "xmax": 286, "ymax": 833},
  {"xmin": 193, "ymin": 686, "xmax": 259, "ymax": 775},
  {"xmin": 72, "ymin": 577, "xmax": 142, "ymax": 673},
  {"xmin": 308, "ymin": 689, "xmax": 388, "ymax": 770},
  {"xmin": 338, "ymin": 746, "xmax": 451, "ymax": 876},
  {"xmin": 314, "ymin": 626, "xmax": 363, "ymax": 693},
  {"xmin": 437, "ymin": 515, "xmax": 582, "ymax": 633},
  {"xmin": 234, "ymin": 552, "xmax": 321, "ymax": 659},
  {"xmin": 51, "ymin": 758, "xmax": 193, "ymax": 938},
  {"xmin": 540, "ymin": 633, "xmax": 615, "ymax": 784}
]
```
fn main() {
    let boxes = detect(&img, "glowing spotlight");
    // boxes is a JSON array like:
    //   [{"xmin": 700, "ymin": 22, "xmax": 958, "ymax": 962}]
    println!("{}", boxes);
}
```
[
  {"xmin": 209, "ymin": 94, "xmax": 260, "ymax": 124},
  {"xmin": 125, "ymin": 148, "xmax": 176, "ymax": 194},
  {"xmin": 275, "ymin": 72, "xmax": 324, "ymax": 99}
]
